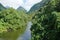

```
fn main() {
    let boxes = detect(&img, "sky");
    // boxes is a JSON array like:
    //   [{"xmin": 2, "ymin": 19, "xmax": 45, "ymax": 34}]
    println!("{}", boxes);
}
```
[{"xmin": 0, "ymin": 0, "xmax": 42, "ymax": 11}]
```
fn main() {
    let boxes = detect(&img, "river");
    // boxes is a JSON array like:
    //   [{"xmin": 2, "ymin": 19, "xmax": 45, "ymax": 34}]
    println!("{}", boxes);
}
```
[{"xmin": 17, "ymin": 22, "xmax": 32, "ymax": 40}]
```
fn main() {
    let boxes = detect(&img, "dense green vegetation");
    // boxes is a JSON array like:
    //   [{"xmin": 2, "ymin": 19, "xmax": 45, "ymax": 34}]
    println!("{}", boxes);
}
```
[
  {"xmin": 31, "ymin": 0, "xmax": 60, "ymax": 40},
  {"xmin": 0, "ymin": 8, "xmax": 29, "ymax": 33}
]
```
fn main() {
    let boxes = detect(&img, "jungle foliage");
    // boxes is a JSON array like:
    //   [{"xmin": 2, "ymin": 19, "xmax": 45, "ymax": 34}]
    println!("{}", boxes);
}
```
[
  {"xmin": 31, "ymin": 0, "xmax": 60, "ymax": 40},
  {"xmin": 0, "ymin": 8, "xmax": 29, "ymax": 33}
]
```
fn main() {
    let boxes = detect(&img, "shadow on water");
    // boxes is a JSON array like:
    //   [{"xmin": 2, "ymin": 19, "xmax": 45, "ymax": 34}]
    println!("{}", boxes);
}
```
[{"xmin": 17, "ymin": 22, "xmax": 32, "ymax": 40}]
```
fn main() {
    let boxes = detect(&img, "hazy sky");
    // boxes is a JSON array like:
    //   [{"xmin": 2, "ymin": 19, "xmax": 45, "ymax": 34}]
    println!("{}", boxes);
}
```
[{"xmin": 0, "ymin": 0, "xmax": 42, "ymax": 11}]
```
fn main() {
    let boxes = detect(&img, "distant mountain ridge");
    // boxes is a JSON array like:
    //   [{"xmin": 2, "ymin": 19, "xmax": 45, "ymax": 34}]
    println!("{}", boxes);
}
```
[
  {"xmin": 0, "ymin": 3, "xmax": 6, "ymax": 11},
  {"xmin": 17, "ymin": 6, "xmax": 26, "ymax": 12},
  {"xmin": 5, "ymin": 6, "xmax": 10, "ymax": 9},
  {"xmin": 28, "ymin": 0, "xmax": 50, "ymax": 13}
]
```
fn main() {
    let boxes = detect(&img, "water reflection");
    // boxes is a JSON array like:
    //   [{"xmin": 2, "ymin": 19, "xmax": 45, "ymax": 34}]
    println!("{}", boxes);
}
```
[
  {"xmin": 17, "ymin": 22, "xmax": 32, "ymax": 40},
  {"xmin": 0, "ymin": 22, "xmax": 32, "ymax": 40}
]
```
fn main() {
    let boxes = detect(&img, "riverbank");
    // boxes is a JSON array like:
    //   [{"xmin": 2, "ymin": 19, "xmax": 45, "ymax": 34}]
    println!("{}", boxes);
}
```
[
  {"xmin": 0, "ymin": 21, "xmax": 32, "ymax": 40},
  {"xmin": 0, "ymin": 25, "xmax": 27, "ymax": 40}
]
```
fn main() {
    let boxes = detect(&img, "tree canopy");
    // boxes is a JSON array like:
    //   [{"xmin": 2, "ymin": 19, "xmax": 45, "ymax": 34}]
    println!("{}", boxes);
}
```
[{"xmin": 0, "ymin": 8, "xmax": 29, "ymax": 33}]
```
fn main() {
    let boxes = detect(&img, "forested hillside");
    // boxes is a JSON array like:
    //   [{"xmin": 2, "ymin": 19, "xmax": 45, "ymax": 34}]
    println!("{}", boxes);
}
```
[{"xmin": 31, "ymin": 0, "xmax": 60, "ymax": 40}]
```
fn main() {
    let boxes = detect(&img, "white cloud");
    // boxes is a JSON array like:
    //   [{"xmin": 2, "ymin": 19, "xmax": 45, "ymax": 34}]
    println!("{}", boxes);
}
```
[
  {"xmin": 0, "ymin": 0, "xmax": 42, "ymax": 11},
  {"xmin": 22, "ymin": 0, "xmax": 42, "ymax": 11},
  {"xmin": 0, "ymin": 0, "xmax": 23, "ymax": 9}
]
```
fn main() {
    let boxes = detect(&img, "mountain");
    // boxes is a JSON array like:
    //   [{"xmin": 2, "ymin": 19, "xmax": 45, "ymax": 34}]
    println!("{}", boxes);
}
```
[
  {"xmin": 0, "ymin": 3, "xmax": 6, "ymax": 11},
  {"xmin": 28, "ymin": 0, "xmax": 50, "ymax": 13},
  {"xmin": 5, "ymin": 6, "xmax": 10, "ymax": 9},
  {"xmin": 17, "ymin": 6, "xmax": 26, "ymax": 12}
]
